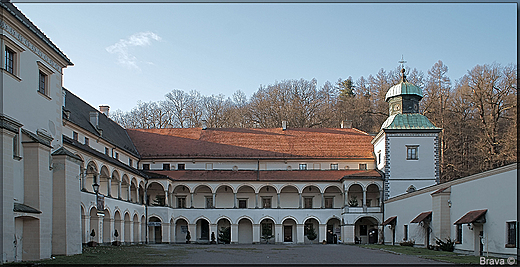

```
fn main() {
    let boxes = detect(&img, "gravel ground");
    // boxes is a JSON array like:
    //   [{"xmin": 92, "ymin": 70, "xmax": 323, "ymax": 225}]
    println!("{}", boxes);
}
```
[{"xmin": 148, "ymin": 243, "xmax": 449, "ymax": 264}]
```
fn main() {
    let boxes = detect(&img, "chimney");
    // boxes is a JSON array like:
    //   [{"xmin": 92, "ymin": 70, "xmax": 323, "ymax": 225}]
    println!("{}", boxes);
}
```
[
  {"xmin": 341, "ymin": 120, "xmax": 352, "ymax": 129},
  {"xmin": 282, "ymin": 121, "xmax": 287, "ymax": 131},
  {"xmin": 89, "ymin": 111, "xmax": 99, "ymax": 128},
  {"xmin": 99, "ymin": 105, "xmax": 110, "ymax": 117}
]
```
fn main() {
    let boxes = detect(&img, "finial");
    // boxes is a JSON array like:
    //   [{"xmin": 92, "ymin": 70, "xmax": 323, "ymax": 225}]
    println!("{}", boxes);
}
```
[{"xmin": 398, "ymin": 55, "xmax": 407, "ymax": 82}]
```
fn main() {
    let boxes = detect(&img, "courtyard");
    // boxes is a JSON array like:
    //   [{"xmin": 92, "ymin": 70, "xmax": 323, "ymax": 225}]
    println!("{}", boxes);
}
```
[{"xmin": 16, "ymin": 243, "xmax": 475, "ymax": 265}]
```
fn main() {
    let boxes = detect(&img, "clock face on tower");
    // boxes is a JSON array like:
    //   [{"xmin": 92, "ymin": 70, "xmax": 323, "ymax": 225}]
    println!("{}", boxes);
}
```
[
  {"xmin": 414, "ymin": 103, "xmax": 418, "ymax": 112},
  {"xmin": 394, "ymin": 104, "xmax": 401, "ymax": 111}
]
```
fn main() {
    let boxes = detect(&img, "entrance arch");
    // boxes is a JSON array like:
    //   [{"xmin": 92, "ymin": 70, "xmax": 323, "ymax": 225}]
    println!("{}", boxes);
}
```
[
  {"xmin": 355, "ymin": 216, "xmax": 379, "ymax": 244},
  {"xmin": 196, "ymin": 218, "xmax": 210, "ymax": 242},
  {"xmin": 282, "ymin": 218, "xmax": 297, "ymax": 243},
  {"xmin": 175, "ymin": 218, "xmax": 188, "ymax": 243},
  {"xmin": 238, "ymin": 218, "xmax": 253, "ymax": 244},
  {"xmin": 304, "ymin": 218, "xmax": 320, "ymax": 244},
  {"xmin": 217, "ymin": 218, "xmax": 231, "ymax": 244},
  {"xmin": 149, "ymin": 216, "xmax": 162, "ymax": 243},
  {"xmin": 259, "ymin": 218, "xmax": 275, "ymax": 244},
  {"xmin": 326, "ymin": 218, "xmax": 341, "ymax": 244}
]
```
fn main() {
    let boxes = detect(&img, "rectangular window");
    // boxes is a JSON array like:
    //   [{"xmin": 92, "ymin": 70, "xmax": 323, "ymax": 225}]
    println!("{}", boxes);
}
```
[
  {"xmin": 456, "ymin": 224, "xmax": 462, "ymax": 244},
  {"xmin": 105, "ymin": 147, "xmax": 109, "ymax": 155},
  {"xmin": 378, "ymin": 153, "xmax": 381, "ymax": 164},
  {"xmin": 359, "ymin": 163, "xmax": 367, "ymax": 170},
  {"xmin": 178, "ymin": 163, "xmax": 185, "ymax": 170},
  {"xmin": 262, "ymin": 197, "xmax": 272, "ymax": 208},
  {"xmin": 115, "ymin": 152, "xmax": 119, "ymax": 160},
  {"xmin": 325, "ymin": 197, "xmax": 333, "ymax": 208},
  {"xmin": 177, "ymin": 197, "xmax": 186, "ymax": 208},
  {"xmin": 404, "ymin": 225, "xmax": 409, "ymax": 241},
  {"xmin": 506, "ymin": 221, "xmax": 517, "ymax": 248},
  {"xmin": 163, "ymin": 164, "xmax": 170, "ymax": 170},
  {"xmin": 299, "ymin": 164, "xmax": 307, "ymax": 170},
  {"xmin": 406, "ymin": 146, "xmax": 419, "ymax": 160},
  {"xmin": 238, "ymin": 199, "xmax": 247, "ymax": 209},
  {"xmin": 38, "ymin": 70, "xmax": 47, "ymax": 95},
  {"xmin": 129, "ymin": 158, "xmax": 133, "ymax": 167},
  {"xmin": 205, "ymin": 163, "xmax": 213, "ymax": 170},
  {"xmin": 13, "ymin": 133, "xmax": 20, "ymax": 159},
  {"xmin": 5, "ymin": 47, "xmax": 14, "ymax": 74},
  {"xmin": 84, "ymin": 137, "xmax": 89, "ymax": 146},
  {"xmin": 330, "ymin": 163, "xmax": 338, "ymax": 170},
  {"xmin": 304, "ymin": 197, "xmax": 313, "ymax": 209},
  {"xmin": 142, "ymin": 164, "xmax": 150, "ymax": 170},
  {"xmin": 73, "ymin": 131, "xmax": 78, "ymax": 141},
  {"xmin": 205, "ymin": 196, "xmax": 213, "ymax": 209}
]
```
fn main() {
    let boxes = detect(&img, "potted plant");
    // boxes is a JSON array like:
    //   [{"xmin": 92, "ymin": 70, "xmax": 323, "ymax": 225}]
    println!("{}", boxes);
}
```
[
  {"xmin": 186, "ymin": 230, "xmax": 191, "ymax": 244},
  {"xmin": 305, "ymin": 224, "xmax": 317, "ymax": 244},
  {"xmin": 348, "ymin": 196, "xmax": 358, "ymax": 207},
  {"xmin": 261, "ymin": 227, "xmax": 273, "ymax": 244},
  {"xmin": 218, "ymin": 227, "xmax": 231, "ymax": 244},
  {"xmin": 87, "ymin": 229, "xmax": 97, "ymax": 247}
]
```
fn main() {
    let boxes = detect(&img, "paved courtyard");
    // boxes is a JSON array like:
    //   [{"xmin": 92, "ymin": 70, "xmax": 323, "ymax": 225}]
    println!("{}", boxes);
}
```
[{"xmin": 149, "ymin": 243, "xmax": 447, "ymax": 264}]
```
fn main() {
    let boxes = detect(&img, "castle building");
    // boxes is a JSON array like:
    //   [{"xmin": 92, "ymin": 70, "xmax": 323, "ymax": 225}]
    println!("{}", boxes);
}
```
[{"xmin": 0, "ymin": 1, "xmax": 516, "ymax": 263}]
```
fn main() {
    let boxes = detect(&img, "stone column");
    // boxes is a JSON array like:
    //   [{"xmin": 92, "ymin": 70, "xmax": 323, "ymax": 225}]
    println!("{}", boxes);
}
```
[
  {"xmin": 296, "ymin": 224, "xmax": 305, "ymax": 244},
  {"xmin": 127, "ymin": 185, "xmax": 131, "ymax": 201},
  {"xmin": 118, "ymin": 180, "xmax": 122, "ymax": 200},
  {"xmin": 318, "ymin": 224, "xmax": 327, "ymax": 244},
  {"xmin": 362, "ymin": 189, "xmax": 367, "ymax": 212},
  {"xmin": 164, "ymin": 190, "xmax": 169, "ymax": 206},
  {"xmin": 275, "ymin": 224, "xmax": 283, "ymax": 244},
  {"xmin": 230, "ymin": 224, "xmax": 239, "ymax": 244},
  {"xmin": 298, "ymin": 193, "xmax": 302, "ymax": 208},
  {"xmin": 212, "ymin": 193, "xmax": 216, "ymax": 208},
  {"xmin": 252, "ymin": 224, "xmax": 260, "ymax": 243},
  {"xmin": 344, "ymin": 224, "xmax": 355, "ymax": 244},
  {"xmin": 233, "ymin": 193, "xmax": 237, "ymax": 208},
  {"xmin": 190, "ymin": 193, "xmax": 194, "ymax": 208},
  {"xmin": 321, "ymin": 193, "xmax": 325, "ymax": 208},
  {"xmin": 107, "ymin": 177, "xmax": 112, "ymax": 197},
  {"xmin": 277, "ymin": 193, "xmax": 281, "ymax": 208},
  {"xmin": 255, "ymin": 193, "xmax": 259, "ymax": 208}
]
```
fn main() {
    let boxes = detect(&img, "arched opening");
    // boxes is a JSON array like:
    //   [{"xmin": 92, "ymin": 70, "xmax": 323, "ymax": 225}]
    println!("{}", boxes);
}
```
[
  {"xmin": 99, "ymin": 166, "xmax": 110, "ymax": 196},
  {"xmin": 193, "ymin": 185, "xmax": 212, "ymax": 209},
  {"xmin": 141, "ymin": 215, "xmax": 146, "ymax": 243},
  {"xmin": 85, "ymin": 162, "xmax": 98, "ymax": 193},
  {"xmin": 114, "ymin": 211, "xmax": 122, "ymax": 243},
  {"xmin": 169, "ymin": 218, "xmax": 174, "ymax": 243},
  {"xmin": 258, "ymin": 185, "xmax": 277, "ymax": 209},
  {"xmin": 172, "ymin": 185, "xmax": 189, "ymax": 208},
  {"xmin": 124, "ymin": 213, "xmax": 131, "ymax": 244},
  {"xmin": 147, "ymin": 182, "xmax": 165, "ymax": 206},
  {"xmin": 324, "ymin": 186, "xmax": 342, "ymax": 209},
  {"xmin": 81, "ymin": 205, "xmax": 86, "ymax": 244},
  {"xmin": 196, "ymin": 218, "xmax": 210, "ymax": 242},
  {"xmin": 238, "ymin": 218, "xmax": 253, "ymax": 244},
  {"xmin": 347, "ymin": 184, "xmax": 363, "ymax": 207},
  {"xmin": 216, "ymin": 218, "xmax": 231, "ymax": 244},
  {"xmin": 111, "ymin": 170, "xmax": 120, "ymax": 199},
  {"xmin": 133, "ymin": 214, "xmax": 139, "ymax": 244},
  {"xmin": 130, "ymin": 178, "xmax": 138, "ymax": 203},
  {"xmin": 259, "ymin": 218, "xmax": 275, "ymax": 244},
  {"xmin": 301, "ymin": 185, "xmax": 321, "ymax": 209},
  {"xmin": 236, "ymin": 185, "xmax": 255, "ymax": 208},
  {"xmin": 149, "ymin": 216, "xmax": 162, "ymax": 244},
  {"xmin": 89, "ymin": 207, "xmax": 99, "ymax": 243},
  {"xmin": 366, "ymin": 184, "xmax": 381, "ymax": 207},
  {"xmin": 121, "ymin": 175, "xmax": 130, "ymax": 201},
  {"xmin": 355, "ymin": 217, "xmax": 379, "ymax": 244},
  {"xmin": 282, "ymin": 218, "xmax": 297, "ymax": 243},
  {"xmin": 103, "ymin": 209, "xmax": 111, "ymax": 244},
  {"xmin": 139, "ymin": 182, "xmax": 145, "ymax": 204},
  {"xmin": 304, "ymin": 218, "xmax": 319, "ymax": 244},
  {"xmin": 326, "ymin": 218, "xmax": 341, "ymax": 244},
  {"xmin": 175, "ymin": 218, "xmax": 188, "ymax": 243},
  {"xmin": 280, "ymin": 185, "xmax": 298, "ymax": 208}
]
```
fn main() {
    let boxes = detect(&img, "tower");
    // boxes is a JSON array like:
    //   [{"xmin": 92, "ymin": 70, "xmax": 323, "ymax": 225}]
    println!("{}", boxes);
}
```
[{"xmin": 372, "ymin": 65, "xmax": 442, "ymax": 200}]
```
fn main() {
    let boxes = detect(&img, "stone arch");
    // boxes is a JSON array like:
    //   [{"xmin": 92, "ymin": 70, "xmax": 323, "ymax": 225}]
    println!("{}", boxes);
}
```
[
  {"xmin": 354, "ymin": 216, "xmax": 380, "ymax": 244},
  {"xmin": 169, "ymin": 217, "xmax": 175, "ymax": 244},
  {"xmin": 139, "ymin": 181, "xmax": 145, "ymax": 204},
  {"xmin": 280, "ymin": 184, "xmax": 299, "ymax": 208},
  {"xmin": 301, "ymin": 185, "xmax": 321, "ymax": 208},
  {"xmin": 133, "ymin": 214, "xmax": 139, "ymax": 244},
  {"xmin": 347, "ymin": 183, "xmax": 363, "ymax": 207},
  {"xmin": 258, "ymin": 185, "xmax": 277, "ymax": 208},
  {"xmin": 121, "ymin": 174, "xmax": 130, "ymax": 201},
  {"xmin": 111, "ymin": 170, "xmax": 120, "ymax": 199},
  {"xmin": 235, "ymin": 184, "xmax": 255, "ymax": 209},
  {"xmin": 193, "ymin": 184, "xmax": 212, "ymax": 208},
  {"xmin": 130, "ymin": 177, "xmax": 138, "ymax": 203},
  {"xmin": 303, "ymin": 217, "xmax": 320, "ymax": 244},
  {"xmin": 324, "ymin": 185, "xmax": 343, "ymax": 209},
  {"xmin": 114, "ymin": 210, "xmax": 122, "ymax": 243},
  {"xmin": 195, "ymin": 217, "xmax": 211, "ymax": 242},
  {"xmin": 88, "ymin": 207, "xmax": 99, "ymax": 243},
  {"xmin": 175, "ymin": 217, "xmax": 189, "ymax": 243},
  {"xmin": 147, "ymin": 182, "xmax": 166, "ymax": 206},
  {"xmin": 215, "ymin": 184, "xmax": 235, "ymax": 208},
  {"xmin": 216, "ymin": 216, "xmax": 232, "ymax": 244},
  {"xmin": 140, "ymin": 215, "xmax": 146, "ymax": 243},
  {"xmin": 259, "ymin": 217, "xmax": 276, "ymax": 244},
  {"xmin": 257, "ymin": 184, "xmax": 278, "ymax": 194},
  {"xmin": 326, "ymin": 216, "xmax": 341, "ymax": 244},
  {"xmin": 149, "ymin": 215, "xmax": 162, "ymax": 244},
  {"xmin": 103, "ymin": 208, "xmax": 112, "ymax": 244},
  {"xmin": 281, "ymin": 217, "xmax": 297, "ymax": 243},
  {"xmin": 302, "ymin": 184, "xmax": 323, "ymax": 193},
  {"xmin": 192, "ymin": 183, "xmax": 214, "ymax": 194},
  {"xmin": 124, "ymin": 212, "xmax": 131, "ymax": 243},
  {"xmin": 366, "ymin": 184, "xmax": 381, "ymax": 207},
  {"xmin": 85, "ymin": 161, "xmax": 99, "ymax": 193},
  {"xmin": 237, "ymin": 217, "xmax": 253, "ymax": 244},
  {"xmin": 98, "ymin": 165, "xmax": 110, "ymax": 196}
]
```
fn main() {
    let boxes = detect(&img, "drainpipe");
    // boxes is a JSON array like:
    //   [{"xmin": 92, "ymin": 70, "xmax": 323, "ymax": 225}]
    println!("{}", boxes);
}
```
[
  {"xmin": 145, "ymin": 179, "xmax": 148, "ymax": 244},
  {"xmin": 256, "ymin": 159, "xmax": 260, "ymax": 181},
  {"xmin": 380, "ymin": 170, "xmax": 385, "ymax": 245}
]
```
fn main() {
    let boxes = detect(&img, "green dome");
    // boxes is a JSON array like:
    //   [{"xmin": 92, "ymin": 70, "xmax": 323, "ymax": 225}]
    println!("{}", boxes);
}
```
[{"xmin": 385, "ymin": 81, "xmax": 423, "ymax": 102}]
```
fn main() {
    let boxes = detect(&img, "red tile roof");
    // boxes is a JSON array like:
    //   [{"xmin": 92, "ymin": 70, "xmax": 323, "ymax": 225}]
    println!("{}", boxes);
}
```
[
  {"xmin": 147, "ymin": 169, "xmax": 380, "ymax": 182},
  {"xmin": 382, "ymin": 216, "xmax": 397, "ymax": 226},
  {"xmin": 127, "ymin": 128, "xmax": 375, "ymax": 159},
  {"xmin": 453, "ymin": 209, "xmax": 487, "ymax": 225},
  {"xmin": 410, "ymin": 211, "xmax": 432, "ymax": 223}
]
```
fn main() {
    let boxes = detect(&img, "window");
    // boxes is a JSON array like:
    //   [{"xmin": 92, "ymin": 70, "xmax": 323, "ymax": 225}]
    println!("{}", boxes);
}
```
[
  {"xmin": 299, "ymin": 164, "xmax": 307, "ymax": 170},
  {"xmin": 163, "ymin": 164, "xmax": 170, "ymax": 170},
  {"xmin": 177, "ymin": 197, "xmax": 186, "ymax": 208},
  {"xmin": 37, "ymin": 61, "xmax": 53, "ymax": 98},
  {"xmin": 325, "ymin": 197, "xmax": 333, "ymax": 208},
  {"xmin": 359, "ymin": 164, "xmax": 367, "ymax": 170},
  {"xmin": 105, "ymin": 147, "xmax": 109, "ymax": 155},
  {"xmin": 73, "ymin": 131, "xmax": 78, "ymax": 141},
  {"xmin": 115, "ymin": 152, "xmax": 119, "ymax": 160},
  {"xmin": 142, "ymin": 164, "xmax": 150, "ymax": 170},
  {"xmin": 304, "ymin": 197, "xmax": 313, "ymax": 209},
  {"xmin": 378, "ymin": 152, "xmax": 381, "ymax": 164},
  {"xmin": 330, "ymin": 163, "xmax": 338, "ymax": 170},
  {"xmin": 238, "ymin": 199, "xmax": 247, "ymax": 209},
  {"xmin": 178, "ymin": 163, "xmax": 185, "ymax": 170},
  {"xmin": 262, "ymin": 197, "xmax": 272, "ymax": 208},
  {"xmin": 506, "ymin": 221, "xmax": 517, "ymax": 248},
  {"xmin": 129, "ymin": 158, "xmax": 133, "ymax": 167},
  {"xmin": 38, "ymin": 70, "xmax": 47, "ymax": 95},
  {"xmin": 5, "ymin": 47, "xmax": 14, "ymax": 74},
  {"xmin": 406, "ymin": 145, "xmax": 419, "ymax": 160},
  {"xmin": 84, "ymin": 137, "xmax": 89, "ymax": 146},
  {"xmin": 456, "ymin": 224, "xmax": 462, "ymax": 244},
  {"xmin": 205, "ymin": 196, "xmax": 213, "ymax": 209},
  {"xmin": 13, "ymin": 132, "xmax": 20, "ymax": 159},
  {"xmin": 404, "ymin": 225, "xmax": 409, "ymax": 241}
]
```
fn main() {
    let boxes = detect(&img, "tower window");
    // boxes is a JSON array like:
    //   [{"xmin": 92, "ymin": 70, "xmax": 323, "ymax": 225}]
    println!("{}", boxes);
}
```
[
  {"xmin": 359, "ymin": 164, "xmax": 367, "ymax": 170},
  {"xmin": 330, "ymin": 163, "xmax": 338, "ymax": 170},
  {"xmin": 406, "ymin": 145, "xmax": 419, "ymax": 160},
  {"xmin": 299, "ymin": 164, "xmax": 307, "ymax": 170}
]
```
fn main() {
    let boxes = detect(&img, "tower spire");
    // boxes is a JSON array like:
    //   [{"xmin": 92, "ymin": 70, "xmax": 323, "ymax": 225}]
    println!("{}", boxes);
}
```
[{"xmin": 398, "ymin": 55, "xmax": 407, "ymax": 82}]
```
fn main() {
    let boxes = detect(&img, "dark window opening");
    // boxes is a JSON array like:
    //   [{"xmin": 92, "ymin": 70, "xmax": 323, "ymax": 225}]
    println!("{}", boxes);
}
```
[
  {"xmin": 178, "ymin": 163, "xmax": 185, "ymax": 170},
  {"xmin": 142, "ymin": 164, "xmax": 150, "ymax": 170}
]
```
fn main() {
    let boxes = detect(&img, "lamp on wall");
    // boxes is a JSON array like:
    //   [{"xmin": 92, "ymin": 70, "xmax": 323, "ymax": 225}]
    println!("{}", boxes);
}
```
[
  {"xmin": 467, "ymin": 223, "xmax": 473, "ymax": 230},
  {"xmin": 447, "ymin": 200, "xmax": 452, "ymax": 208},
  {"xmin": 92, "ymin": 183, "xmax": 100, "ymax": 194}
]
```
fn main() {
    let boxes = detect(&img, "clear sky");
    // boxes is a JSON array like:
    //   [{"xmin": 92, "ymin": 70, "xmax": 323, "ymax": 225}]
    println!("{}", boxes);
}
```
[{"xmin": 15, "ymin": 2, "xmax": 517, "ymax": 113}]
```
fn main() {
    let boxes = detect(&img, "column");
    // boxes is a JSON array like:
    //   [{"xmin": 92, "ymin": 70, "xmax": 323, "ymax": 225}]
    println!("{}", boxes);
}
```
[
  {"xmin": 275, "ymin": 224, "xmax": 283, "ymax": 244},
  {"xmin": 344, "ymin": 191, "xmax": 348, "ymax": 207},
  {"xmin": 162, "ymin": 222, "xmax": 169, "ymax": 243},
  {"xmin": 298, "ymin": 193, "xmax": 302, "ymax": 208},
  {"xmin": 344, "ymin": 224, "xmax": 355, "ymax": 244},
  {"xmin": 231, "ymin": 224, "xmax": 239, "ymax": 244},
  {"xmin": 118, "ymin": 180, "xmax": 122, "ymax": 200},
  {"xmin": 107, "ymin": 177, "xmax": 112, "ymax": 197},
  {"xmin": 212, "ymin": 193, "xmax": 216, "ymax": 208},
  {"xmin": 277, "ymin": 193, "xmax": 281, "ymax": 208},
  {"xmin": 255, "ymin": 193, "xmax": 259, "ymax": 208},
  {"xmin": 319, "ymin": 224, "xmax": 327, "ymax": 244},
  {"xmin": 210, "ymin": 223, "xmax": 218, "ymax": 243},
  {"xmin": 127, "ymin": 185, "xmax": 131, "ymax": 201},
  {"xmin": 362, "ymin": 189, "xmax": 367, "ymax": 212},
  {"xmin": 162, "ymin": 190, "xmax": 167, "ymax": 206},
  {"xmin": 296, "ymin": 224, "xmax": 305, "ymax": 244},
  {"xmin": 81, "ymin": 170, "xmax": 86, "ymax": 191},
  {"xmin": 252, "ymin": 224, "xmax": 260, "ymax": 244},
  {"xmin": 233, "ymin": 193, "xmax": 237, "ymax": 208},
  {"xmin": 190, "ymin": 193, "xmax": 194, "ymax": 208},
  {"xmin": 321, "ymin": 193, "xmax": 325, "ymax": 208}
]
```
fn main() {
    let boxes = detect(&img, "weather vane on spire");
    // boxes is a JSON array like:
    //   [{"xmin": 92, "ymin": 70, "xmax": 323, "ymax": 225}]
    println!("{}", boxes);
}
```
[{"xmin": 398, "ymin": 55, "xmax": 407, "ymax": 70}]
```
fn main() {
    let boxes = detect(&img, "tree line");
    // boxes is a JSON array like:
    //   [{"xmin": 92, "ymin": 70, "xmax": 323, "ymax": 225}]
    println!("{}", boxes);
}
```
[{"xmin": 111, "ymin": 61, "xmax": 517, "ymax": 182}]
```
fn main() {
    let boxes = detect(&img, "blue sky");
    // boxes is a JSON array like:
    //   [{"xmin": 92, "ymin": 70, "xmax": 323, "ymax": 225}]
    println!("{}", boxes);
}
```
[{"xmin": 15, "ymin": 2, "xmax": 517, "ymax": 113}]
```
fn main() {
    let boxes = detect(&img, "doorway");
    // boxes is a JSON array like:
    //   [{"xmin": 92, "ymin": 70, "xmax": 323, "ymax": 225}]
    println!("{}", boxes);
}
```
[
  {"xmin": 200, "ymin": 220, "xmax": 209, "ymax": 240},
  {"xmin": 284, "ymin": 226, "xmax": 292, "ymax": 242}
]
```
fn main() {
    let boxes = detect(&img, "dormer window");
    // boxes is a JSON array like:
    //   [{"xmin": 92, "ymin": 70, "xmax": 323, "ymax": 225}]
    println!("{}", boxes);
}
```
[{"xmin": 299, "ymin": 164, "xmax": 307, "ymax": 170}]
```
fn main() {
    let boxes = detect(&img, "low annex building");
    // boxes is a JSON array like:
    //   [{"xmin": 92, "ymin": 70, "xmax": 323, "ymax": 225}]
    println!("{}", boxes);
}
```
[{"xmin": 0, "ymin": 1, "xmax": 516, "ymax": 263}]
